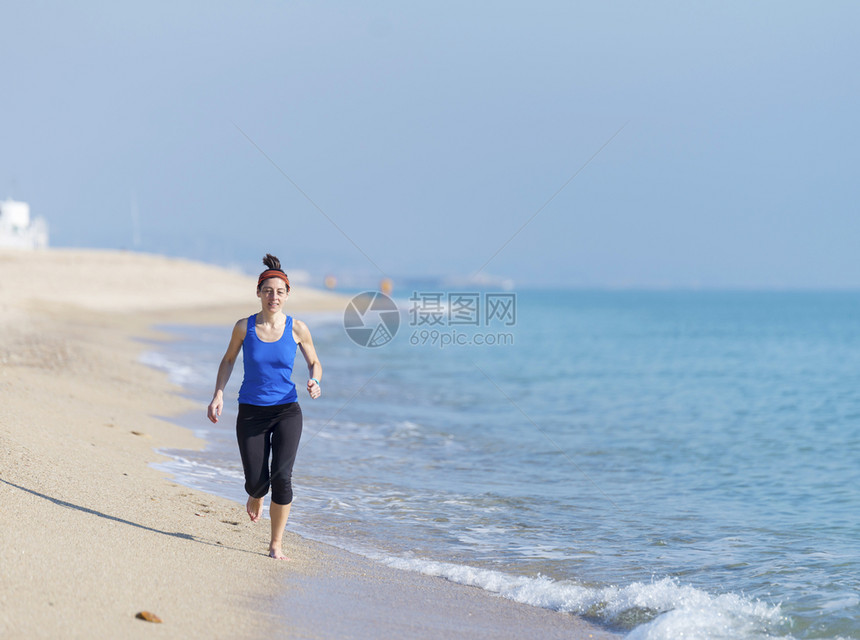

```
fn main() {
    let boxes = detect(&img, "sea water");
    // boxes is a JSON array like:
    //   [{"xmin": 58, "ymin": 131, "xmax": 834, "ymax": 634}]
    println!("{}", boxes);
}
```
[{"xmin": 144, "ymin": 290, "xmax": 860, "ymax": 639}]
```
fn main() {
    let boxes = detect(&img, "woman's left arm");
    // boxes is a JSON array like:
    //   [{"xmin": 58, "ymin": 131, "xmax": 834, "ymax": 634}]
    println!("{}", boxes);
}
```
[{"xmin": 294, "ymin": 319, "xmax": 322, "ymax": 399}]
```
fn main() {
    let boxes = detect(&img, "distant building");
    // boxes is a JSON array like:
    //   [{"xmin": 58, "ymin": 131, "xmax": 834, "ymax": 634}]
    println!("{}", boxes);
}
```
[{"xmin": 0, "ymin": 199, "xmax": 49, "ymax": 249}]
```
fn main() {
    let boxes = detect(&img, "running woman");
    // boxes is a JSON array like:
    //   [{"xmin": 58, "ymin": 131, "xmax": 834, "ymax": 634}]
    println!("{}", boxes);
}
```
[{"xmin": 207, "ymin": 253, "xmax": 322, "ymax": 560}]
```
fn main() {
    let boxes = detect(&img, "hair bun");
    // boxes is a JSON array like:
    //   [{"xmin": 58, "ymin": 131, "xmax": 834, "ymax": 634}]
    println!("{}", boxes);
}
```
[{"xmin": 262, "ymin": 253, "xmax": 282, "ymax": 270}]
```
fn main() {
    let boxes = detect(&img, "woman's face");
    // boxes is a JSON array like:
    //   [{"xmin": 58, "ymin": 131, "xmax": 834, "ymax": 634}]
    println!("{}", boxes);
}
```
[{"xmin": 258, "ymin": 278, "xmax": 288, "ymax": 313}]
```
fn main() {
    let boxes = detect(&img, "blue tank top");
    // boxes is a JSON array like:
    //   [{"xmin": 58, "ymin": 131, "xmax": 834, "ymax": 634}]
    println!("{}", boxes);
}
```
[{"xmin": 238, "ymin": 314, "xmax": 299, "ymax": 406}]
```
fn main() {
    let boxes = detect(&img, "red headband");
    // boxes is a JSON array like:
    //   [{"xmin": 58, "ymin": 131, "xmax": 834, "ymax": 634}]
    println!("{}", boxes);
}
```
[{"xmin": 258, "ymin": 269, "xmax": 290, "ymax": 290}]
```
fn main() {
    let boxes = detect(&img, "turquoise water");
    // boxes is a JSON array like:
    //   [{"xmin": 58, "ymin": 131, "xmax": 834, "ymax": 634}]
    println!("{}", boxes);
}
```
[{"xmin": 148, "ymin": 291, "xmax": 860, "ymax": 639}]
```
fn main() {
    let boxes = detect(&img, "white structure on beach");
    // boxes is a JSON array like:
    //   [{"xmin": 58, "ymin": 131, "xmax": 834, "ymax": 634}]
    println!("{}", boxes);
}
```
[{"xmin": 0, "ymin": 199, "xmax": 49, "ymax": 249}]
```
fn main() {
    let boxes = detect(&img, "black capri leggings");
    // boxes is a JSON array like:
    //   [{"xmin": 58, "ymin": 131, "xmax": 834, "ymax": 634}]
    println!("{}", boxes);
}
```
[{"xmin": 236, "ymin": 402, "xmax": 303, "ymax": 505}]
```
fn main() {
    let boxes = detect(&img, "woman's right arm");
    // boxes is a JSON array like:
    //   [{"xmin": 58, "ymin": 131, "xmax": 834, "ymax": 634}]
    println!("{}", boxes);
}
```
[{"xmin": 207, "ymin": 319, "xmax": 247, "ymax": 423}]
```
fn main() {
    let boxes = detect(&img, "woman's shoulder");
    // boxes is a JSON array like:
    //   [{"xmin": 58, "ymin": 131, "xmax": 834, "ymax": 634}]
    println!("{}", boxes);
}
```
[
  {"xmin": 232, "ymin": 316, "xmax": 252, "ymax": 335},
  {"xmin": 291, "ymin": 317, "xmax": 311, "ymax": 337}
]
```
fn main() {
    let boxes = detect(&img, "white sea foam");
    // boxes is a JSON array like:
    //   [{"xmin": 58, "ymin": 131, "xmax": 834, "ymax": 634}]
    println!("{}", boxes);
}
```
[
  {"xmin": 366, "ymin": 555, "xmax": 789, "ymax": 640},
  {"xmin": 139, "ymin": 350, "xmax": 204, "ymax": 387},
  {"xmin": 151, "ymin": 439, "xmax": 808, "ymax": 640},
  {"xmin": 154, "ymin": 454, "xmax": 244, "ymax": 482}
]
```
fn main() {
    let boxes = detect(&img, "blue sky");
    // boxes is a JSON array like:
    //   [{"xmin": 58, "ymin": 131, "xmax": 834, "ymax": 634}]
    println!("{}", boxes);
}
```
[{"xmin": 3, "ymin": 1, "xmax": 859, "ymax": 288}]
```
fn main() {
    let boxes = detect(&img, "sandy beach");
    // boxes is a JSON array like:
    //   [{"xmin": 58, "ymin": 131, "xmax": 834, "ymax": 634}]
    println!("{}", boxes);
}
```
[{"xmin": 0, "ymin": 249, "xmax": 617, "ymax": 639}]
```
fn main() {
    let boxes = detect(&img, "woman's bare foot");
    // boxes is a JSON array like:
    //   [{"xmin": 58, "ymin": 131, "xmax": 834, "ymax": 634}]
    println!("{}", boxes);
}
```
[
  {"xmin": 268, "ymin": 501, "xmax": 292, "ymax": 560},
  {"xmin": 268, "ymin": 545, "xmax": 290, "ymax": 560},
  {"xmin": 246, "ymin": 496, "xmax": 264, "ymax": 522}
]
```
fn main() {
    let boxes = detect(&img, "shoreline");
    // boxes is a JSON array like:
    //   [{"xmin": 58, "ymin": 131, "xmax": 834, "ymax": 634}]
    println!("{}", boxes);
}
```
[{"xmin": 0, "ymin": 249, "xmax": 618, "ymax": 639}]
